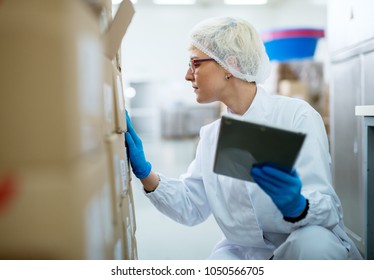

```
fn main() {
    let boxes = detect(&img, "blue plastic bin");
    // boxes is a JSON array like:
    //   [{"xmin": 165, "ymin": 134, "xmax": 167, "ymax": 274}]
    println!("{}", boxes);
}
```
[{"xmin": 261, "ymin": 28, "xmax": 324, "ymax": 61}]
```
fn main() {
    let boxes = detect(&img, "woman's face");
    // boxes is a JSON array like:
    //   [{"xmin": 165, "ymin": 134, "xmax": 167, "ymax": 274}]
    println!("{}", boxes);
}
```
[{"xmin": 185, "ymin": 48, "xmax": 227, "ymax": 104}]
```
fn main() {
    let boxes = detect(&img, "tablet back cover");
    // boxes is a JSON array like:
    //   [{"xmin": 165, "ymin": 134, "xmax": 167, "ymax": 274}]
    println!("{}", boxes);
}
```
[{"xmin": 213, "ymin": 115, "xmax": 306, "ymax": 182}]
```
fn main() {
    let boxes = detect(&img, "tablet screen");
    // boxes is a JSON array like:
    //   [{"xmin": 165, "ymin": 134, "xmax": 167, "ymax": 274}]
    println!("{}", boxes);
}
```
[{"xmin": 213, "ymin": 115, "xmax": 306, "ymax": 182}]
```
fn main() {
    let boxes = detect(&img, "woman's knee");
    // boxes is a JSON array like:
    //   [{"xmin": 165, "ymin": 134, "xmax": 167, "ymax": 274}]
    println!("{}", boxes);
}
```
[{"xmin": 273, "ymin": 225, "xmax": 348, "ymax": 260}]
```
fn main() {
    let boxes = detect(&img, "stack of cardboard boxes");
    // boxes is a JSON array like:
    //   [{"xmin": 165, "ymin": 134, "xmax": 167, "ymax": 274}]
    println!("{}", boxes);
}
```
[
  {"xmin": 0, "ymin": 0, "xmax": 137, "ymax": 259},
  {"xmin": 269, "ymin": 61, "xmax": 330, "ymax": 137}
]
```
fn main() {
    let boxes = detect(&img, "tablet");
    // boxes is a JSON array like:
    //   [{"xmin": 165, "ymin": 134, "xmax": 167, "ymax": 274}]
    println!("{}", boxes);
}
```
[{"xmin": 213, "ymin": 114, "xmax": 306, "ymax": 182}]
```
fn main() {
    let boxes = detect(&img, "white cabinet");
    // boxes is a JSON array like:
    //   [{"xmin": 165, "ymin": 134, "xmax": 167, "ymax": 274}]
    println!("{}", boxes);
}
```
[
  {"xmin": 328, "ymin": 0, "xmax": 374, "ymax": 53},
  {"xmin": 328, "ymin": 0, "xmax": 374, "ymax": 259},
  {"xmin": 330, "ymin": 56, "xmax": 364, "ymax": 254}
]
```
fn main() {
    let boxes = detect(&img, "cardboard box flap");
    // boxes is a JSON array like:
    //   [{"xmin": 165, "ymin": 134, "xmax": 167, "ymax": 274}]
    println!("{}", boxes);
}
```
[{"xmin": 103, "ymin": 0, "xmax": 135, "ymax": 59}]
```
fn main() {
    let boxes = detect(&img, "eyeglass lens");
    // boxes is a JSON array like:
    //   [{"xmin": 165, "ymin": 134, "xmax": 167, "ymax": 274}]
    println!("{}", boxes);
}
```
[
  {"xmin": 189, "ymin": 61, "xmax": 195, "ymax": 74},
  {"xmin": 189, "ymin": 58, "xmax": 214, "ymax": 74}
]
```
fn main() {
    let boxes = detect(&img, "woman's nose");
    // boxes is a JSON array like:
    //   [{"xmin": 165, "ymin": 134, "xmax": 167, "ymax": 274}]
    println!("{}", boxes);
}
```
[{"xmin": 185, "ymin": 69, "xmax": 194, "ymax": 81}]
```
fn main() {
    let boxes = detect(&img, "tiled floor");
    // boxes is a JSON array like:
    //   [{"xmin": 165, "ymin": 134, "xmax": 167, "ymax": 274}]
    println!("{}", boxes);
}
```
[{"xmin": 131, "ymin": 135, "xmax": 223, "ymax": 260}]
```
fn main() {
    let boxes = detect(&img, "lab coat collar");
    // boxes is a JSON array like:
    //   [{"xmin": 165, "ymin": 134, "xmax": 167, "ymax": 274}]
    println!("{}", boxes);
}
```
[{"xmin": 234, "ymin": 85, "xmax": 272, "ymax": 122}]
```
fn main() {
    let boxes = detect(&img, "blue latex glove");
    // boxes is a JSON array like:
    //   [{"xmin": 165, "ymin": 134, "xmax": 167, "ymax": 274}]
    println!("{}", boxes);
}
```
[
  {"xmin": 125, "ymin": 111, "xmax": 152, "ymax": 179},
  {"xmin": 250, "ymin": 165, "xmax": 306, "ymax": 218}
]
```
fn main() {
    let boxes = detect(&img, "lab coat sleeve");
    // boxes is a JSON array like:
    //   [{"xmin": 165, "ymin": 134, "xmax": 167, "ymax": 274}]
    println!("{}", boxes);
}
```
[
  {"xmin": 290, "ymin": 108, "xmax": 343, "ymax": 229},
  {"xmin": 144, "ymin": 137, "xmax": 212, "ymax": 226}
]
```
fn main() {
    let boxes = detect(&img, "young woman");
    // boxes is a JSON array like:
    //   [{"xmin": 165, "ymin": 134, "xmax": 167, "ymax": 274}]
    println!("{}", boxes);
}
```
[{"xmin": 125, "ymin": 17, "xmax": 362, "ymax": 260}]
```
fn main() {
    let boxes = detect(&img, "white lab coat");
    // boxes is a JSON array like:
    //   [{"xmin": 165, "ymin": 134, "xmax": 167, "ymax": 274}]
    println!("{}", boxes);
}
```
[{"xmin": 146, "ymin": 86, "xmax": 362, "ymax": 260}]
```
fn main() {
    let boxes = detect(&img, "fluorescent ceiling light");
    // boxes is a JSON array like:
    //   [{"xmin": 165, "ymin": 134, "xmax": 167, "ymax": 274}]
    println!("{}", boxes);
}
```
[
  {"xmin": 224, "ymin": 0, "xmax": 268, "ymax": 5},
  {"xmin": 153, "ymin": 0, "xmax": 196, "ymax": 5}
]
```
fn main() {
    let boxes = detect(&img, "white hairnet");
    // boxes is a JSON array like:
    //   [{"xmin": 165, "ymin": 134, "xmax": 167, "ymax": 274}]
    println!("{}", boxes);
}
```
[{"xmin": 189, "ymin": 17, "xmax": 271, "ymax": 83}]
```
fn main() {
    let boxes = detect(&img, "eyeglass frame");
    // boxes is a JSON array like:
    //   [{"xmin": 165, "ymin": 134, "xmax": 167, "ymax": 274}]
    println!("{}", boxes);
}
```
[{"xmin": 189, "ymin": 58, "xmax": 215, "ymax": 74}]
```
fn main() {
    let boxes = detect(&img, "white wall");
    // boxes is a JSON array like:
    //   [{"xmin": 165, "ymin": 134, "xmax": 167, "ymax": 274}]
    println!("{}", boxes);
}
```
[{"xmin": 121, "ymin": 2, "xmax": 327, "ymax": 83}]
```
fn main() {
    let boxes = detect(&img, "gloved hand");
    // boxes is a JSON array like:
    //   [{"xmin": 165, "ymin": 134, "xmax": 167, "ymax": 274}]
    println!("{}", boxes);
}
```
[
  {"xmin": 125, "ymin": 111, "xmax": 152, "ymax": 179},
  {"xmin": 250, "ymin": 164, "xmax": 307, "ymax": 218}
]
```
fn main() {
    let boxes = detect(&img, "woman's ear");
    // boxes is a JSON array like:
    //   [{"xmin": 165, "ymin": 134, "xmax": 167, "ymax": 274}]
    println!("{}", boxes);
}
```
[{"xmin": 225, "ymin": 55, "xmax": 240, "ymax": 71}]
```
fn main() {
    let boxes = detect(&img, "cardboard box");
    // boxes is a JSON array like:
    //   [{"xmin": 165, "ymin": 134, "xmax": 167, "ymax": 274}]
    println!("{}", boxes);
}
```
[
  {"xmin": 103, "ymin": 58, "xmax": 116, "ymax": 136},
  {"xmin": 0, "ymin": 0, "xmax": 104, "ymax": 164},
  {"xmin": 112, "ymin": 64, "xmax": 127, "ymax": 133},
  {"xmin": 120, "ymin": 187, "xmax": 136, "ymax": 236},
  {"xmin": 102, "ymin": 0, "xmax": 134, "ymax": 134},
  {"xmin": 116, "ymin": 50, "xmax": 122, "ymax": 72},
  {"xmin": 120, "ymin": 193, "xmax": 136, "ymax": 259},
  {"xmin": 105, "ymin": 134, "xmax": 121, "ymax": 228},
  {"xmin": 124, "ymin": 180, "xmax": 136, "ymax": 234},
  {"xmin": 0, "ymin": 151, "xmax": 115, "ymax": 260},
  {"xmin": 117, "ymin": 133, "xmax": 129, "ymax": 195},
  {"xmin": 0, "ymin": 0, "xmax": 134, "ymax": 164},
  {"xmin": 84, "ymin": 0, "xmax": 112, "ymax": 17},
  {"xmin": 102, "ymin": 57, "xmax": 126, "ymax": 136},
  {"xmin": 102, "ymin": 0, "xmax": 135, "ymax": 60},
  {"xmin": 105, "ymin": 134, "xmax": 128, "ymax": 196},
  {"xmin": 83, "ymin": 0, "xmax": 113, "ymax": 34},
  {"xmin": 105, "ymin": 134, "xmax": 128, "ymax": 242},
  {"xmin": 278, "ymin": 79, "xmax": 309, "ymax": 101},
  {"xmin": 112, "ymin": 237, "xmax": 124, "ymax": 260},
  {"xmin": 132, "ymin": 236, "xmax": 138, "ymax": 260}
]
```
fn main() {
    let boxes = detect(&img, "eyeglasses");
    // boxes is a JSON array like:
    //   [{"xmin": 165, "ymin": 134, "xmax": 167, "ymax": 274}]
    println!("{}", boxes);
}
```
[{"xmin": 189, "ymin": 58, "xmax": 215, "ymax": 74}]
